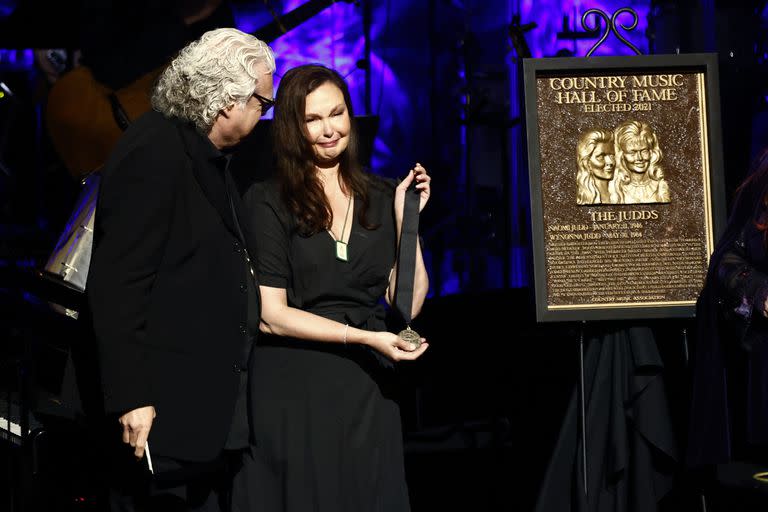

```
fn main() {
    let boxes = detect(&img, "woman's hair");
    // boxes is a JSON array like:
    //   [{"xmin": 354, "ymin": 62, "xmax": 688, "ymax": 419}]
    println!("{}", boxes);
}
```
[
  {"xmin": 575, "ymin": 129, "xmax": 613, "ymax": 204},
  {"xmin": 151, "ymin": 28, "xmax": 275, "ymax": 134},
  {"xmin": 738, "ymin": 148, "xmax": 768, "ymax": 243},
  {"xmin": 610, "ymin": 120, "xmax": 665, "ymax": 203},
  {"xmin": 271, "ymin": 64, "xmax": 375, "ymax": 236}
]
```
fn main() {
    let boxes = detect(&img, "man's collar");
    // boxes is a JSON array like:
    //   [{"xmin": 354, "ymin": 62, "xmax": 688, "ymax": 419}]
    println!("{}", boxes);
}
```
[{"xmin": 175, "ymin": 118, "xmax": 230, "ymax": 168}]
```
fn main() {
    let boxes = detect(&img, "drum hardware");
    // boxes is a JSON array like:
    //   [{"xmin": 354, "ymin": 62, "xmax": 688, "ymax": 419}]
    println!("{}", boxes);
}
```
[{"xmin": 41, "ymin": 171, "xmax": 100, "ymax": 317}]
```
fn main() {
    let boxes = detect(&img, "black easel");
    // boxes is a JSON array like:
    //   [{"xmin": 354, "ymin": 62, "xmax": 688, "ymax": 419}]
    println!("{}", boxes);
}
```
[{"xmin": 572, "ymin": 7, "xmax": 644, "ymax": 498}]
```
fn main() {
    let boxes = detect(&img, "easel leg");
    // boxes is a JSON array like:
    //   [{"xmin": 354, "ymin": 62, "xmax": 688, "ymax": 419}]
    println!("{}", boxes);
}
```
[{"xmin": 578, "ymin": 320, "xmax": 588, "ymax": 496}]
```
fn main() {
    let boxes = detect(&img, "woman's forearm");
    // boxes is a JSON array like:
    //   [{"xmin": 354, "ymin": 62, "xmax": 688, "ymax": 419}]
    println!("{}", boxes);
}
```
[{"xmin": 259, "ymin": 301, "xmax": 374, "ymax": 346}]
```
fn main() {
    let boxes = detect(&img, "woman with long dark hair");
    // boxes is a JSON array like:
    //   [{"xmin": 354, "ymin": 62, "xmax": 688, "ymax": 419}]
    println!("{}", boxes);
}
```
[
  {"xmin": 688, "ymin": 148, "xmax": 768, "ymax": 470},
  {"xmin": 235, "ymin": 64, "xmax": 431, "ymax": 511}
]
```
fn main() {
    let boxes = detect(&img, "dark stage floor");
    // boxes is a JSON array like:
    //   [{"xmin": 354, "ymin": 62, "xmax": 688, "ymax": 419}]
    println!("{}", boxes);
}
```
[{"xmin": 3, "ymin": 289, "xmax": 768, "ymax": 511}]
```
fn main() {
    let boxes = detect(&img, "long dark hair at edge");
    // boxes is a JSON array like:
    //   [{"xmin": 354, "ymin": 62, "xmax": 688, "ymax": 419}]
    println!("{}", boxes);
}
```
[
  {"xmin": 733, "ymin": 147, "xmax": 768, "ymax": 247},
  {"xmin": 272, "ymin": 64, "xmax": 376, "ymax": 236}
]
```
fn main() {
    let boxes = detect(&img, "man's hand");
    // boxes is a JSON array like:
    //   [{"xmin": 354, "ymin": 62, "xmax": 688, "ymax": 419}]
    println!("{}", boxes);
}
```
[{"xmin": 119, "ymin": 406, "xmax": 156, "ymax": 458}]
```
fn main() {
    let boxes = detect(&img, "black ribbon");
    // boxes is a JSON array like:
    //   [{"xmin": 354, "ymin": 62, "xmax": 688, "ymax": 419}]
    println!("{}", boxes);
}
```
[{"xmin": 394, "ymin": 180, "xmax": 420, "ymax": 327}]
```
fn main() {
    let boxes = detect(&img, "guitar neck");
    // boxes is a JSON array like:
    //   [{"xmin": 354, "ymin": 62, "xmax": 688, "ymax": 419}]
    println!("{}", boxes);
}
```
[{"xmin": 255, "ymin": 0, "xmax": 344, "ymax": 43}]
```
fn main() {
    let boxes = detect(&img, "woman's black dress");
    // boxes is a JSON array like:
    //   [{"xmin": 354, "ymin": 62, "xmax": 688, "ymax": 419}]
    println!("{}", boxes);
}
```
[
  {"xmin": 234, "ymin": 177, "xmax": 411, "ymax": 512},
  {"xmin": 688, "ymin": 167, "xmax": 768, "ymax": 467}
]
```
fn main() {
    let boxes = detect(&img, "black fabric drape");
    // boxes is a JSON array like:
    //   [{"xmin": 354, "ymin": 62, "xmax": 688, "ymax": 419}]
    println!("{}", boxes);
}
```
[{"xmin": 534, "ymin": 325, "xmax": 678, "ymax": 512}]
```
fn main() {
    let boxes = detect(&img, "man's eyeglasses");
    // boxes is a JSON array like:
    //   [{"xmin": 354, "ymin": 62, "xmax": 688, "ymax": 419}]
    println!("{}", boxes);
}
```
[{"xmin": 253, "ymin": 93, "xmax": 275, "ymax": 115}]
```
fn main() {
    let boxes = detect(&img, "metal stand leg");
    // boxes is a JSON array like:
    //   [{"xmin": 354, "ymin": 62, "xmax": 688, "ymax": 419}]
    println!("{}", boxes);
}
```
[
  {"xmin": 684, "ymin": 326, "xmax": 706, "ymax": 512},
  {"xmin": 578, "ymin": 320, "xmax": 588, "ymax": 496},
  {"xmin": 5, "ymin": 374, "xmax": 14, "ymax": 512}
]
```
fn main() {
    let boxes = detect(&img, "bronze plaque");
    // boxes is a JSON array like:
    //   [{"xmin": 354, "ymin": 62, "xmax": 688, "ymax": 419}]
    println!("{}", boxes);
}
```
[{"xmin": 523, "ymin": 54, "xmax": 726, "ymax": 322}]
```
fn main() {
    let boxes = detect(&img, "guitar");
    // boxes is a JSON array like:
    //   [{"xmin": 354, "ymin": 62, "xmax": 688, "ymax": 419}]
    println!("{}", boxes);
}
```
[{"xmin": 46, "ymin": 0, "xmax": 354, "ymax": 178}]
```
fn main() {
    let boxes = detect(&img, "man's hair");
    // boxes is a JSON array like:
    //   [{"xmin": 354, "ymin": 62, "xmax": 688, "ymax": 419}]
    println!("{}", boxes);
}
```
[{"xmin": 151, "ymin": 28, "xmax": 275, "ymax": 133}]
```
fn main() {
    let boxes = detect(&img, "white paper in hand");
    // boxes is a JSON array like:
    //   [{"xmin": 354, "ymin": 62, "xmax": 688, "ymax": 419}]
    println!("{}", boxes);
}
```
[{"xmin": 144, "ymin": 442, "xmax": 154, "ymax": 474}]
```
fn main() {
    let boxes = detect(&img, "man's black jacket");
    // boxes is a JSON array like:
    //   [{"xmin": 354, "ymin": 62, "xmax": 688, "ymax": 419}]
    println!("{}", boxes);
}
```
[{"xmin": 87, "ymin": 109, "xmax": 259, "ymax": 461}]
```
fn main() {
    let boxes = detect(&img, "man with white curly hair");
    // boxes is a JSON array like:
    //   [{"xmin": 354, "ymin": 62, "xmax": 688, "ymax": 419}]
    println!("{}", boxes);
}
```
[{"xmin": 86, "ymin": 27, "xmax": 275, "ymax": 511}]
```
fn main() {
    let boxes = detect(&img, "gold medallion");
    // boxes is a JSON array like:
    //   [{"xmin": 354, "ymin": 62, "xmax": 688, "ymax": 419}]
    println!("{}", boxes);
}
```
[{"xmin": 398, "ymin": 326, "xmax": 421, "ymax": 349}]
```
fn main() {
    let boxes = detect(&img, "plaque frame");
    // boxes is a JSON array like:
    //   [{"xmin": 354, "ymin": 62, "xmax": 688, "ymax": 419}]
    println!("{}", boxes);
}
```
[{"xmin": 523, "ymin": 53, "xmax": 726, "ymax": 322}]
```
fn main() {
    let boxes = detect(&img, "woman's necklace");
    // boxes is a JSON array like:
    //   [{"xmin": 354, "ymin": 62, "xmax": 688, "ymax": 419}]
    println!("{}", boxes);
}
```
[{"xmin": 329, "ymin": 193, "xmax": 353, "ymax": 262}]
